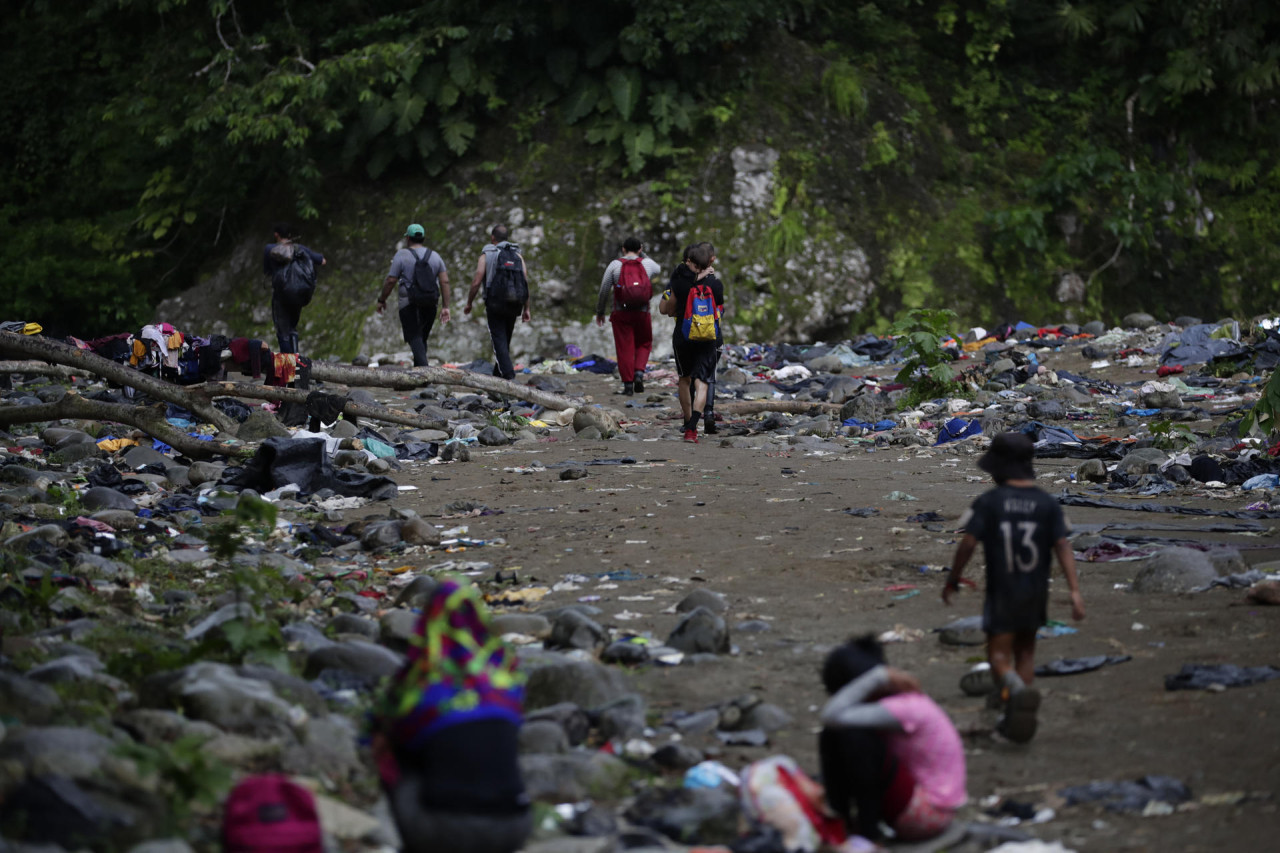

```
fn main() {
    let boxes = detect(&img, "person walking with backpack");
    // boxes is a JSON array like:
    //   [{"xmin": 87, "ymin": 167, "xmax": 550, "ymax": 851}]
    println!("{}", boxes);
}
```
[
  {"xmin": 465, "ymin": 224, "xmax": 530, "ymax": 381},
  {"xmin": 696, "ymin": 241, "xmax": 725, "ymax": 434},
  {"xmin": 377, "ymin": 224, "xmax": 451, "ymax": 367},
  {"xmin": 595, "ymin": 236, "xmax": 661, "ymax": 395},
  {"xmin": 659, "ymin": 242, "xmax": 723, "ymax": 443},
  {"xmin": 263, "ymin": 222, "xmax": 326, "ymax": 354}
]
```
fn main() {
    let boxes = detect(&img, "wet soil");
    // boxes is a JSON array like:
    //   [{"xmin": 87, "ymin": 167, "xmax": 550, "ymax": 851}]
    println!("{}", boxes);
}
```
[{"xmin": 364, "ymin": 359, "xmax": 1280, "ymax": 851}]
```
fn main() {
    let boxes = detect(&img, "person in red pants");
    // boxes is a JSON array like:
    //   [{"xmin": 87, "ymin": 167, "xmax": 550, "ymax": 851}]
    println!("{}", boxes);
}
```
[{"xmin": 595, "ymin": 237, "xmax": 662, "ymax": 395}]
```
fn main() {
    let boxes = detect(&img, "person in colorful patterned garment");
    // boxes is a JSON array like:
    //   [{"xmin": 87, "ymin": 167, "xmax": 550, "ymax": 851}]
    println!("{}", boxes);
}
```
[{"xmin": 369, "ymin": 579, "xmax": 531, "ymax": 853}]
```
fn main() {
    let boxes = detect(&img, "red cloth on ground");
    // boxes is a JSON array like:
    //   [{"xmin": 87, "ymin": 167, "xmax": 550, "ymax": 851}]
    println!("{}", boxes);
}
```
[{"xmin": 610, "ymin": 309, "xmax": 653, "ymax": 383}]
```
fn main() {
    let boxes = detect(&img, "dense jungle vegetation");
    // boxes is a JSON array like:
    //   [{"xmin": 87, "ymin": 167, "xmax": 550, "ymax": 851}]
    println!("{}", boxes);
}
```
[{"xmin": 5, "ymin": 0, "xmax": 1280, "ymax": 336}]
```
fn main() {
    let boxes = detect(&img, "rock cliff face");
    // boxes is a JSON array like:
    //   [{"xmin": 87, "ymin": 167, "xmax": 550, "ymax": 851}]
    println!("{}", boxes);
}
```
[{"xmin": 157, "ymin": 141, "xmax": 879, "ymax": 364}]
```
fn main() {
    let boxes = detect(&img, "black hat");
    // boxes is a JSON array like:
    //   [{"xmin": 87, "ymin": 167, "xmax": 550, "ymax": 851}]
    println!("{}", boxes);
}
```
[{"xmin": 978, "ymin": 432, "xmax": 1036, "ymax": 482}]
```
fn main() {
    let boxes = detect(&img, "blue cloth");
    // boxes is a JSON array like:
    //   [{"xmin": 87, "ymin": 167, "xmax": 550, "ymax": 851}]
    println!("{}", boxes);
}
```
[
  {"xmin": 935, "ymin": 417, "xmax": 983, "ymax": 445},
  {"xmin": 843, "ymin": 418, "xmax": 897, "ymax": 432},
  {"xmin": 1124, "ymin": 408, "xmax": 1161, "ymax": 416}
]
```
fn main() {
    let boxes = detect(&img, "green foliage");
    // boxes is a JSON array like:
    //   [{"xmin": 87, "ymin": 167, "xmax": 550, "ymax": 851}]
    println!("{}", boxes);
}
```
[
  {"xmin": 1150, "ymin": 419, "xmax": 1198, "ymax": 450},
  {"xmin": 9, "ymin": 0, "xmax": 1280, "ymax": 334},
  {"xmin": 115, "ymin": 735, "xmax": 233, "ymax": 829},
  {"xmin": 1241, "ymin": 370, "xmax": 1280, "ymax": 438},
  {"xmin": 889, "ymin": 308, "xmax": 962, "ymax": 407},
  {"xmin": 1, "ymin": 0, "xmax": 810, "ymax": 332},
  {"xmin": 822, "ymin": 59, "xmax": 868, "ymax": 118}
]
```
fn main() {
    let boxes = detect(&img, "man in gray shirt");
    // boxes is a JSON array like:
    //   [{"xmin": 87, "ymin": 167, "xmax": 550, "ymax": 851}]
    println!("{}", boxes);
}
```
[{"xmin": 377, "ymin": 224, "xmax": 451, "ymax": 367}]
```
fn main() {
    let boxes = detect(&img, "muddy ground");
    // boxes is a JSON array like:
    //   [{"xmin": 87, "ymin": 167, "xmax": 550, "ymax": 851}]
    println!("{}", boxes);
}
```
[{"xmin": 356, "ymin": 353, "xmax": 1280, "ymax": 852}]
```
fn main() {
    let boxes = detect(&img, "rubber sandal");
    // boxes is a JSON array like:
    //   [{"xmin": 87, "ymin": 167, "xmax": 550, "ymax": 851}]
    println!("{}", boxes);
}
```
[
  {"xmin": 999, "ymin": 687, "xmax": 1041, "ymax": 743},
  {"xmin": 960, "ymin": 666, "xmax": 996, "ymax": 696}
]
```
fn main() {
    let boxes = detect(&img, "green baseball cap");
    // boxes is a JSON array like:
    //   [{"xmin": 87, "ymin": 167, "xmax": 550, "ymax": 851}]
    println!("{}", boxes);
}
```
[{"xmin": 405, "ymin": 223, "xmax": 425, "ymax": 238}]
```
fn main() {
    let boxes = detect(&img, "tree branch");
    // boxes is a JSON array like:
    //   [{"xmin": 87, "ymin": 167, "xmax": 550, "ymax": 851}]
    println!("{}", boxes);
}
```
[
  {"xmin": 194, "ymin": 382, "xmax": 449, "ymax": 432},
  {"xmin": 0, "ymin": 332, "xmax": 239, "ymax": 435},
  {"xmin": 0, "ymin": 361, "xmax": 84, "ymax": 380},
  {"xmin": 0, "ymin": 392, "xmax": 252, "ymax": 460},
  {"xmin": 307, "ymin": 362, "xmax": 581, "ymax": 412}
]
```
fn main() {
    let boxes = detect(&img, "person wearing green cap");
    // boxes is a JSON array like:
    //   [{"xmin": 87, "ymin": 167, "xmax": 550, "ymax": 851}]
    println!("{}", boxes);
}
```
[{"xmin": 379, "ymin": 224, "xmax": 451, "ymax": 367}]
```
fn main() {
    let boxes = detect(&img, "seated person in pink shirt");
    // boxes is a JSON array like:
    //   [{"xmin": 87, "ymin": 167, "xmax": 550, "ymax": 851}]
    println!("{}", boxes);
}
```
[{"xmin": 819, "ymin": 636, "xmax": 966, "ymax": 850}]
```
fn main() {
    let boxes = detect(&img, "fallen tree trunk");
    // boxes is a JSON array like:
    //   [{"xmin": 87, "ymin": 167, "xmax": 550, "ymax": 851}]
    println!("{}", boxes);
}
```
[
  {"xmin": 0, "ymin": 392, "xmax": 253, "ymax": 460},
  {"xmin": 0, "ymin": 361, "xmax": 84, "ymax": 380},
  {"xmin": 195, "ymin": 382, "xmax": 449, "ymax": 432},
  {"xmin": 712, "ymin": 400, "xmax": 842, "ymax": 416},
  {"xmin": 307, "ymin": 362, "xmax": 579, "ymax": 411},
  {"xmin": 0, "ymin": 332, "xmax": 239, "ymax": 434}
]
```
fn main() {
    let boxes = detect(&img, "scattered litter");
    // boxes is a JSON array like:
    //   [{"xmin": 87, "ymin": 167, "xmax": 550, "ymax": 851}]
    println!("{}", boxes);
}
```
[
  {"xmin": 1036, "ymin": 655, "xmax": 1131, "ymax": 677},
  {"xmin": 1164, "ymin": 664, "xmax": 1280, "ymax": 691},
  {"xmin": 1059, "ymin": 775, "xmax": 1191, "ymax": 814}
]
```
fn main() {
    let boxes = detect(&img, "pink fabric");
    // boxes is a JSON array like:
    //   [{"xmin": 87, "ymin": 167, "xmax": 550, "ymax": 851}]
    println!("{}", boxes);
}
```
[
  {"xmin": 879, "ymin": 693, "xmax": 966, "ymax": 810},
  {"xmin": 892, "ymin": 784, "xmax": 955, "ymax": 841}
]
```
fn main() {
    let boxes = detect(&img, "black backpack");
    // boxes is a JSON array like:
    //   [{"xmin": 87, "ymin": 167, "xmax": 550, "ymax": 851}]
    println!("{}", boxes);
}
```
[
  {"xmin": 486, "ymin": 244, "xmax": 528, "ymax": 309},
  {"xmin": 406, "ymin": 246, "xmax": 440, "ymax": 307},
  {"xmin": 272, "ymin": 246, "xmax": 317, "ymax": 308}
]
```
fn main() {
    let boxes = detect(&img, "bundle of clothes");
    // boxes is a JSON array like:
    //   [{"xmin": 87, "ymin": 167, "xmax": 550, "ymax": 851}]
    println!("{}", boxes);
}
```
[{"xmin": 65, "ymin": 326, "xmax": 309, "ymax": 389}]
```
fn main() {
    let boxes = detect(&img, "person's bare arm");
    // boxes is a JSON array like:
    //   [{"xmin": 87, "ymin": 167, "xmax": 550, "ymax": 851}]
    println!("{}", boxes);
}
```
[
  {"xmin": 820, "ymin": 666, "xmax": 908, "ymax": 731},
  {"xmin": 521, "ymin": 257, "xmax": 531, "ymax": 321},
  {"xmin": 1055, "ymin": 538, "xmax": 1085, "ymax": 620},
  {"xmin": 465, "ymin": 255, "xmax": 486, "ymax": 315},
  {"xmin": 944, "ymin": 533, "xmax": 977, "ymax": 605},
  {"xmin": 377, "ymin": 275, "xmax": 397, "ymax": 314},
  {"xmin": 438, "ymin": 269, "xmax": 451, "ymax": 324}
]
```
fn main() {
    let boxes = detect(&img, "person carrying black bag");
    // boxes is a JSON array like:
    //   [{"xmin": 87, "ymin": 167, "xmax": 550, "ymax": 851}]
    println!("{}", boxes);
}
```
[
  {"xmin": 263, "ymin": 222, "xmax": 326, "ymax": 355},
  {"xmin": 378, "ymin": 224, "xmax": 452, "ymax": 367}
]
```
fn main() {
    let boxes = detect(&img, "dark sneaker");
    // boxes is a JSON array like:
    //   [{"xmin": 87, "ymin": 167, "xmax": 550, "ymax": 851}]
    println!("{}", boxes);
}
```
[
  {"xmin": 998, "ymin": 687, "xmax": 1041, "ymax": 743},
  {"xmin": 683, "ymin": 429, "xmax": 699, "ymax": 443},
  {"xmin": 620, "ymin": 382, "xmax": 634, "ymax": 395},
  {"xmin": 633, "ymin": 376, "xmax": 645, "ymax": 393},
  {"xmin": 703, "ymin": 413, "xmax": 718, "ymax": 435}
]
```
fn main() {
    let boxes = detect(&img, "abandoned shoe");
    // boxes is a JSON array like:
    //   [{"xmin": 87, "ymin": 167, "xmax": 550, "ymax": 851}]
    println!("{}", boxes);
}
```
[{"xmin": 960, "ymin": 664, "xmax": 996, "ymax": 697}]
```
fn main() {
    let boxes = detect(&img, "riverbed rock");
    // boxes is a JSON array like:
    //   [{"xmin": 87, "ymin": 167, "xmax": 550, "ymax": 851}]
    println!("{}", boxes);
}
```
[
  {"xmin": 1132, "ymin": 547, "xmax": 1218, "ymax": 594},
  {"xmin": 666, "ymin": 606, "xmax": 730, "ymax": 655},
  {"xmin": 525, "ymin": 660, "xmax": 630, "ymax": 710}
]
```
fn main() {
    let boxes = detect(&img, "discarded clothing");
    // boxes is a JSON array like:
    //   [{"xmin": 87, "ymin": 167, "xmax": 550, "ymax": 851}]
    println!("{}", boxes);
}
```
[
  {"xmin": 1035, "ymin": 655, "xmax": 1131, "ymax": 677},
  {"xmin": 1057, "ymin": 494, "xmax": 1280, "ymax": 519},
  {"xmin": 935, "ymin": 418, "xmax": 982, "ymax": 445},
  {"xmin": 1059, "ymin": 775, "xmax": 1191, "ymax": 813},
  {"xmin": 843, "ymin": 507, "xmax": 880, "ymax": 517},
  {"xmin": 222, "ymin": 437, "xmax": 398, "ymax": 500},
  {"xmin": 1242, "ymin": 474, "xmax": 1280, "ymax": 490},
  {"xmin": 1164, "ymin": 664, "xmax": 1280, "ymax": 691},
  {"xmin": 843, "ymin": 418, "xmax": 897, "ymax": 432},
  {"xmin": 905, "ymin": 511, "xmax": 945, "ymax": 523}
]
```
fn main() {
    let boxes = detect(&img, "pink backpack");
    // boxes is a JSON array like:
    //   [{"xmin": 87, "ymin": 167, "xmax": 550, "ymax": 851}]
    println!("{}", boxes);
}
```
[{"xmin": 223, "ymin": 775, "xmax": 323, "ymax": 853}]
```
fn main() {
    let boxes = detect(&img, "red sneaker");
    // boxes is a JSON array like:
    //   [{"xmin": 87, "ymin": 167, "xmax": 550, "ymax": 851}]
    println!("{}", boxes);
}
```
[{"xmin": 683, "ymin": 429, "xmax": 699, "ymax": 443}]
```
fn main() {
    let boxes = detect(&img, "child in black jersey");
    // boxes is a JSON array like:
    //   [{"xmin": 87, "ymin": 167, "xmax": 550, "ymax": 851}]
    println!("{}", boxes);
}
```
[{"xmin": 943, "ymin": 432, "xmax": 1085, "ymax": 742}]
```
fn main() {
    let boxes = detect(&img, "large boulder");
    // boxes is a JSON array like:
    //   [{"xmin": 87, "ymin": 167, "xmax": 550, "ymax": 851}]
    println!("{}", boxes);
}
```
[
  {"xmin": 666, "ymin": 606, "xmax": 730, "ymax": 655},
  {"xmin": 524, "ymin": 660, "xmax": 630, "ymax": 710},
  {"xmin": 1131, "ymin": 547, "xmax": 1218, "ymax": 593},
  {"xmin": 155, "ymin": 662, "xmax": 304, "ymax": 737},
  {"xmin": 573, "ymin": 407, "xmax": 621, "ymax": 438}
]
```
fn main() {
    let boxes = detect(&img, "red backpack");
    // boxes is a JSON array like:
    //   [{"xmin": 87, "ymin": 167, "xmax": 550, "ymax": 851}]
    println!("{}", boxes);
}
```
[
  {"xmin": 614, "ymin": 256, "xmax": 653, "ymax": 309},
  {"xmin": 223, "ymin": 775, "xmax": 323, "ymax": 853}
]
